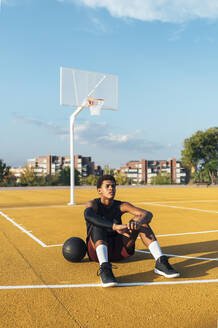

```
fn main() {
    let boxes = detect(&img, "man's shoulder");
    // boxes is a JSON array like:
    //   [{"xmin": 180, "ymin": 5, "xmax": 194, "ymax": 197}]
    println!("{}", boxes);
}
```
[
  {"xmin": 88, "ymin": 198, "xmax": 100, "ymax": 203},
  {"xmin": 86, "ymin": 198, "xmax": 100, "ymax": 208},
  {"xmin": 114, "ymin": 199, "xmax": 128, "ymax": 205},
  {"xmin": 114, "ymin": 199, "xmax": 123, "ymax": 205}
]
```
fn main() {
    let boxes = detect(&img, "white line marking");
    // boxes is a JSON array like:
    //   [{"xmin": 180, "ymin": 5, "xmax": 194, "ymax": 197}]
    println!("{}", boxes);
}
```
[
  {"xmin": 1, "ymin": 200, "xmax": 217, "ymax": 211},
  {"xmin": 156, "ymin": 230, "xmax": 218, "ymax": 237},
  {"xmin": 49, "ymin": 229, "xmax": 218, "ymax": 248},
  {"xmin": 0, "ymin": 211, "xmax": 47, "ymax": 247},
  {"xmin": 135, "ymin": 250, "xmax": 218, "ymax": 261},
  {"xmin": 136, "ymin": 200, "xmax": 218, "ymax": 204},
  {"xmin": 137, "ymin": 229, "xmax": 218, "ymax": 240},
  {"xmin": 46, "ymin": 245, "xmax": 218, "ymax": 261},
  {"xmin": 46, "ymin": 244, "xmax": 63, "ymax": 247},
  {"xmin": 141, "ymin": 202, "xmax": 218, "ymax": 214},
  {"xmin": 0, "ymin": 279, "xmax": 217, "ymax": 290},
  {"xmin": 0, "ymin": 204, "xmax": 83, "ymax": 210}
]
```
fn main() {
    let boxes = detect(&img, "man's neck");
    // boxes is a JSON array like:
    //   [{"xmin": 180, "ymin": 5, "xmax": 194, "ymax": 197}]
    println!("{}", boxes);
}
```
[{"xmin": 100, "ymin": 197, "xmax": 114, "ymax": 207}]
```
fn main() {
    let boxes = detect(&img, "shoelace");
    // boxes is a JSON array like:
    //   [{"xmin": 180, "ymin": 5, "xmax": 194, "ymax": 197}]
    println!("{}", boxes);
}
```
[
  {"xmin": 97, "ymin": 264, "xmax": 118, "ymax": 276},
  {"xmin": 161, "ymin": 256, "xmax": 174, "ymax": 270}
]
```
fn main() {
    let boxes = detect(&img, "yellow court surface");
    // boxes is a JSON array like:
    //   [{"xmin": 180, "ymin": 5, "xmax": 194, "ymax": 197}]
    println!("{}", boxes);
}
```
[{"xmin": 0, "ymin": 186, "xmax": 217, "ymax": 328}]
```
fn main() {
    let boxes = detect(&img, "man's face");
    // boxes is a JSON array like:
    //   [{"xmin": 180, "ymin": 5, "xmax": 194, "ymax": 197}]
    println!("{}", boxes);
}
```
[{"xmin": 98, "ymin": 180, "xmax": 116, "ymax": 200}]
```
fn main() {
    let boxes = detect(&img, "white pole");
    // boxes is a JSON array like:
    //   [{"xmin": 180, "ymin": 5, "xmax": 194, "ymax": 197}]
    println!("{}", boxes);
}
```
[
  {"xmin": 69, "ymin": 114, "xmax": 75, "ymax": 205},
  {"xmin": 68, "ymin": 104, "xmax": 85, "ymax": 206},
  {"xmin": 67, "ymin": 76, "xmax": 107, "ymax": 205}
]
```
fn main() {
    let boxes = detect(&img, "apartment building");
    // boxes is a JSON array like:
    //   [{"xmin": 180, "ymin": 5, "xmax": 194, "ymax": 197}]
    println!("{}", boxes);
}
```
[
  {"xmin": 74, "ymin": 154, "xmax": 102, "ymax": 177},
  {"xmin": 120, "ymin": 158, "xmax": 187, "ymax": 184},
  {"xmin": 10, "ymin": 167, "xmax": 25, "ymax": 180},
  {"xmin": 27, "ymin": 155, "xmax": 71, "ymax": 176},
  {"xmin": 25, "ymin": 154, "xmax": 102, "ymax": 178}
]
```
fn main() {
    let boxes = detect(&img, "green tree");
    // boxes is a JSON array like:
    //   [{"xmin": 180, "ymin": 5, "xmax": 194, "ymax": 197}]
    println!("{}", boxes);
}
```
[
  {"xmin": 192, "ymin": 170, "xmax": 210, "ymax": 184},
  {"xmin": 58, "ymin": 167, "xmax": 80, "ymax": 186},
  {"xmin": 20, "ymin": 166, "xmax": 40, "ymax": 186},
  {"xmin": 181, "ymin": 127, "xmax": 218, "ymax": 184},
  {"xmin": 114, "ymin": 171, "xmax": 130, "ymax": 185},
  {"xmin": 0, "ymin": 159, "xmax": 11, "ymax": 184},
  {"xmin": 44, "ymin": 173, "xmax": 59, "ymax": 186},
  {"xmin": 204, "ymin": 159, "xmax": 218, "ymax": 184},
  {"xmin": 81, "ymin": 174, "xmax": 98, "ymax": 186},
  {"xmin": 150, "ymin": 172, "xmax": 172, "ymax": 185},
  {"xmin": 103, "ymin": 165, "xmax": 115, "ymax": 175}
]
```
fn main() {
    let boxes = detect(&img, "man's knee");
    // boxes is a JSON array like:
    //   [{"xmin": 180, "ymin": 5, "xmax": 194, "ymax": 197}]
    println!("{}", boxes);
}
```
[
  {"xmin": 139, "ymin": 224, "xmax": 156, "ymax": 240},
  {"xmin": 94, "ymin": 240, "xmax": 108, "ymax": 248},
  {"xmin": 90, "ymin": 226, "xmax": 108, "ymax": 245},
  {"xmin": 146, "ymin": 211, "xmax": 153, "ymax": 224}
]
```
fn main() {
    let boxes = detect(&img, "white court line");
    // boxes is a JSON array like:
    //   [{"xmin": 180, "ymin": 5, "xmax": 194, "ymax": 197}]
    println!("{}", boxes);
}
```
[
  {"xmin": 137, "ymin": 200, "xmax": 218, "ymax": 204},
  {"xmin": 135, "ymin": 250, "xmax": 218, "ymax": 261},
  {"xmin": 0, "ymin": 211, "xmax": 47, "ymax": 247},
  {"xmin": 48, "ymin": 244, "xmax": 218, "ymax": 262},
  {"xmin": 1, "ymin": 199, "xmax": 218, "ymax": 211},
  {"xmin": 46, "ymin": 244, "xmax": 63, "ymax": 247},
  {"xmin": 1, "ymin": 211, "xmax": 217, "ymax": 262},
  {"xmin": 0, "ymin": 279, "xmax": 217, "ymax": 290},
  {"xmin": 141, "ymin": 202, "xmax": 218, "ymax": 214},
  {"xmin": 0, "ymin": 204, "xmax": 83, "ymax": 210},
  {"xmin": 49, "ymin": 229, "xmax": 218, "ymax": 248},
  {"xmin": 156, "ymin": 230, "xmax": 218, "ymax": 237}
]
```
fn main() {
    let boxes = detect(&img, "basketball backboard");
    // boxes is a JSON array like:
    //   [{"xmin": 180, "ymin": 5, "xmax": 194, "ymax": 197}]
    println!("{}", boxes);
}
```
[{"xmin": 60, "ymin": 67, "xmax": 118, "ymax": 111}]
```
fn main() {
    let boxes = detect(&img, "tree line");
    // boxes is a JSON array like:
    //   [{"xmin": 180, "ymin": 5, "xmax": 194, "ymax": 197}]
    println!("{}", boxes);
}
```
[
  {"xmin": 0, "ymin": 165, "xmax": 80, "ymax": 187},
  {"xmin": 181, "ymin": 126, "xmax": 217, "ymax": 184},
  {"xmin": 1, "ymin": 127, "xmax": 217, "ymax": 186}
]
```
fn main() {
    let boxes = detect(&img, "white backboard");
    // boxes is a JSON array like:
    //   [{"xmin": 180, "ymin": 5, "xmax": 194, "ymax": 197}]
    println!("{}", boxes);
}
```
[{"xmin": 60, "ymin": 67, "xmax": 118, "ymax": 111}]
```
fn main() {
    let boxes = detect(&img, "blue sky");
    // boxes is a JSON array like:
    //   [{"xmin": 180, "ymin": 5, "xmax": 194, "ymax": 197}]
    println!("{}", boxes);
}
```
[{"xmin": 0, "ymin": 0, "xmax": 218, "ymax": 168}]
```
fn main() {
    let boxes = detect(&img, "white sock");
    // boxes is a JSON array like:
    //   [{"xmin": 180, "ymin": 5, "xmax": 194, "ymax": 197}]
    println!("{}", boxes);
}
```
[
  {"xmin": 148, "ymin": 241, "xmax": 163, "ymax": 261},
  {"xmin": 96, "ymin": 244, "xmax": 108, "ymax": 265}
]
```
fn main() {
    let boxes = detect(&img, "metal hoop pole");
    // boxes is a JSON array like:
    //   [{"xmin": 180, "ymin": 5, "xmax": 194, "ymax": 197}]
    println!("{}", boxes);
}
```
[
  {"xmin": 68, "ymin": 104, "xmax": 85, "ymax": 206},
  {"xmin": 69, "ymin": 114, "xmax": 75, "ymax": 205}
]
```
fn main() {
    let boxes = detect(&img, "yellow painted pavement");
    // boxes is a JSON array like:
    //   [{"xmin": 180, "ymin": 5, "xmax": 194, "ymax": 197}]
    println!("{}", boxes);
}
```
[{"xmin": 0, "ymin": 187, "xmax": 217, "ymax": 328}]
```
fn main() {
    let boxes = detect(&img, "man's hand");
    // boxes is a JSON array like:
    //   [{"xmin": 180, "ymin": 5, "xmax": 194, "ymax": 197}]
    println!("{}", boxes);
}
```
[
  {"xmin": 112, "ymin": 224, "xmax": 131, "ymax": 237},
  {"xmin": 127, "ymin": 220, "xmax": 141, "ymax": 233}
]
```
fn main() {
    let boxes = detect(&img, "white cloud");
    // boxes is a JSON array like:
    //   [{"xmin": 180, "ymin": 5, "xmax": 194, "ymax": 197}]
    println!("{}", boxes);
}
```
[
  {"xmin": 13, "ymin": 114, "xmax": 68, "ymax": 138},
  {"xmin": 91, "ymin": 16, "xmax": 107, "ymax": 32},
  {"xmin": 69, "ymin": 0, "xmax": 218, "ymax": 23},
  {"xmin": 168, "ymin": 24, "xmax": 186, "ymax": 41},
  {"xmin": 1, "ymin": 0, "xmax": 21, "ymax": 5},
  {"xmin": 76, "ymin": 122, "xmax": 163, "ymax": 153},
  {"xmin": 13, "ymin": 114, "xmax": 164, "ymax": 153}
]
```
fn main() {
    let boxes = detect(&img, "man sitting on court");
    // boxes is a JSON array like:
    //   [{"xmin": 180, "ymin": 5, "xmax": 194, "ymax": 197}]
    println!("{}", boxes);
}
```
[{"xmin": 84, "ymin": 175, "xmax": 180, "ymax": 287}]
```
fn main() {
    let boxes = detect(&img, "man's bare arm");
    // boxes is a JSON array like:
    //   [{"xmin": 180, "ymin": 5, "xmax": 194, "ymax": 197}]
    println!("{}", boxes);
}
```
[{"xmin": 120, "ymin": 202, "xmax": 153, "ymax": 232}]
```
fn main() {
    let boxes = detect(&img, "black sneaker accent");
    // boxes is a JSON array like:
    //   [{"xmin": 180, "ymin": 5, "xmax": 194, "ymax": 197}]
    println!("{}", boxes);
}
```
[
  {"xmin": 154, "ymin": 255, "xmax": 180, "ymax": 278},
  {"xmin": 97, "ymin": 262, "xmax": 118, "ymax": 287}
]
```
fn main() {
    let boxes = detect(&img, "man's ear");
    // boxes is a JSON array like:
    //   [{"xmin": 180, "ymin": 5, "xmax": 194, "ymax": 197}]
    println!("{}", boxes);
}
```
[{"xmin": 97, "ymin": 187, "xmax": 102, "ymax": 194}]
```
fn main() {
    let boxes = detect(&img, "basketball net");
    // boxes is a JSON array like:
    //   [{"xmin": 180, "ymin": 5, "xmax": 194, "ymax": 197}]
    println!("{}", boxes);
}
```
[{"xmin": 88, "ymin": 98, "xmax": 104, "ymax": 116}]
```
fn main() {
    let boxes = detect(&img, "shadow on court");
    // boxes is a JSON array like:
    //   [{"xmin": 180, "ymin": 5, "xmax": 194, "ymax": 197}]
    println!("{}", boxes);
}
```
[
  {"xmin": 117, "ymin": 270, "xmax": 156, "ymax": 283},
  {"xmin": 114, "ymin": 239, "xmax": 218, "ymax": 283}
]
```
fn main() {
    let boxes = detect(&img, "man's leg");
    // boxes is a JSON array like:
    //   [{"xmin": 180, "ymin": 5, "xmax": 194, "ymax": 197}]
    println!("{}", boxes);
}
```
[
  {"xmin": 88, "ymin": 227, "xmax": 118, "ymax": 287},
  {"xmin": 138, "ymin": 223, "xmax": 180, "ymax": 278}
]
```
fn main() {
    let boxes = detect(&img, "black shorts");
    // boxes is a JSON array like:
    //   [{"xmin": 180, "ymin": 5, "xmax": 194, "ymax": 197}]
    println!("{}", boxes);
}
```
[{"xmin": 87, "ymin": 233, "xmax": 135, "ymax": 262}]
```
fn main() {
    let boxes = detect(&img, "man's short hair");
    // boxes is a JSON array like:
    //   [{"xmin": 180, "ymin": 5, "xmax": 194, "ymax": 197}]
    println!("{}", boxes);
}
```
[{"xmin": 97, "ymin": 175, "xmax": 116, "ymax": 189}]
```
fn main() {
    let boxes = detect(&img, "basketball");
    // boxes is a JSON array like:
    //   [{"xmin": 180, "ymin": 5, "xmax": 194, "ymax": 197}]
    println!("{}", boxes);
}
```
[{"xmin": 62, "ymin": 237, "xmax": 87, "ymax": 262}]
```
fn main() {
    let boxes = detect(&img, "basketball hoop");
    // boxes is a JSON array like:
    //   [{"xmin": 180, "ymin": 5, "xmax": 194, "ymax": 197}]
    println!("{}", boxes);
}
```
[
  {"xmin": 88, "ymin": 98, "xmax": 104, "ymax": 116},
  {"xmin": 60, "ymin": 66, "xmax": 118, "ymax": 205}
]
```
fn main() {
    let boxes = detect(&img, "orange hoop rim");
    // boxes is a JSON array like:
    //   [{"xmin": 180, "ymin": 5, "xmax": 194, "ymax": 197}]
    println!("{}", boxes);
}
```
[{"xmin": 87, "ymin": 98, "xmax": 104, "ymax": 103}]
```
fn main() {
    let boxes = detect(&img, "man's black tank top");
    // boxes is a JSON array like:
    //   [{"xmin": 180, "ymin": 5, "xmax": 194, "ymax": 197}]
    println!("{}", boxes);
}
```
[{"xmin": 86, "ymin": 198, "xmax": 124, "ymax": 237}]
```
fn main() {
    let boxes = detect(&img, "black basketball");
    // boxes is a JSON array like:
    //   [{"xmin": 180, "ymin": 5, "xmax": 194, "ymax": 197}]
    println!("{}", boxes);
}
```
[{"xmin": 62, "ymin": 237, "xmax": 87, "ymax": 262}]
